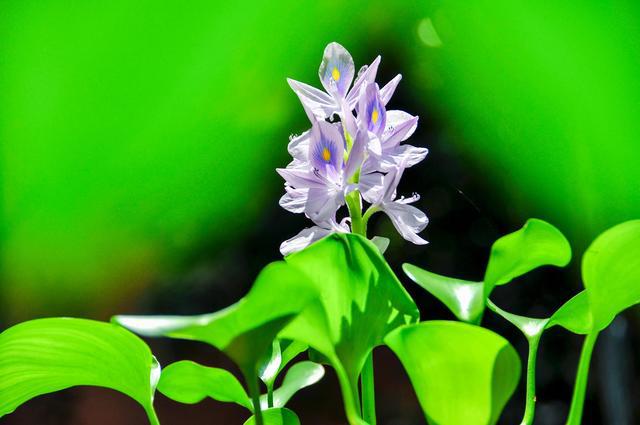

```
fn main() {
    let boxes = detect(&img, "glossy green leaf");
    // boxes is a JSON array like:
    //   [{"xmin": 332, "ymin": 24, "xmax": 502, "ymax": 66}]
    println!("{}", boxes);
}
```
[
  {"xmin": 259, "ymin": 340, "xmax": 308, "ymax": 388},
  {"xmin": 404, "ymin": 219, "xmax": 571, "ymax": 325},
  {"xmin": 243, "ymin": 408, "xmax": 300, "ymax": 425},
  {"xmin": 157, "ymin": 360, "xmax": 251, "ymax": 410},
  {"xmin": 280, "ymin": 233, "xmax": 419, "ymax": 424},
  {"xmin": 403, "ymin": 265, "xmax": 484, "ymax": 324},
  {"xmin": 385, "ymin": 321, "xmax": 520, "ymax": 425},
  {"xmin": 259, "ymin": 341, "xmax": 282, "ymax": 387},
  {"xmin": 0, "ymin": 318, "xmax": 160, "ymax": 424},
  {"xmin": 260, "ymin": 361, "xmax": 324, "ymax": 409},
  {"xmin": 547, "ymin": 290, "xmax": 593, "ymax": 335},
  {"xmin": 486, "ymin": 300, "xmax": 549, "ymax": 340},
  {"xmin": 114, "ymin": 261, "xmax": 318, "ymax": 379},
  {"xmin": 484, "ymin": 219, "xmax": 571, "ymax": 295},
  {"xmin": 582, "ymin": 220, "xmax": 640, "ymax": 330}
]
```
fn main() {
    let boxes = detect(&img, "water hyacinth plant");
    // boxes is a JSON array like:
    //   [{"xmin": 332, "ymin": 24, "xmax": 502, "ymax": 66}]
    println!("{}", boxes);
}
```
[{"xmin": 0, "ymin": 42, "xmax": 638, "ymax": 425}]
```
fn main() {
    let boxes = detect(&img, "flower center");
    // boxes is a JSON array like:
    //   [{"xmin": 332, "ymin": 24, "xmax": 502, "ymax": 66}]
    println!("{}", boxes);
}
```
[
  {"xmin": 322, "ymin": 147, "xmax": 332, "ymax": 162},
  {"xmin": 371, "ymin": 108, "xmax": 379, "ymax": 124},
  {"xmin": 332, "ymin": 66, "xmax": 340, "ymax": 81}
]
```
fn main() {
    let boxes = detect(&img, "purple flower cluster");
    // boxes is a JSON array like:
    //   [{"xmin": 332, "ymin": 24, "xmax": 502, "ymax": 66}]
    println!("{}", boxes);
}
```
[{"xmin": 277, "ymin": 42, "xmax": 428, "ymax": 256}]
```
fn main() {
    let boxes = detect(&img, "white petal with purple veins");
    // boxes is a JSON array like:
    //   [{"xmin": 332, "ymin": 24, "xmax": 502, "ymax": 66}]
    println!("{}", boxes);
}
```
[
  {"xmin": 347, "ymin": 55, "xmax": 381, "ymax": 110},
  {"xmin": 276, "ymin": 168, "xmax": 325, "ymax": 189},
  {"xmin": 319, "ymin": 42, "xmax": 355, "ymax": 98},
  {"xmin": 383, "ymin": 111, "xmax": 418, "ymax": 148},
  {"xmin": 359, "ymin": 172, "xmax": 385, "ymax": 204},
  {"xmin": 382, "ymin": 202, "xmax": 429, "ymax": 245},
  {"xmin": 380, "ymin": 74, "xmax": 402, "ymax": 105},
  {"xmin": 358, "ymin": 82, "xmax": 386, "ymax": 137},
  {"xmin": 279, "ymin": 186, "xmax": 308, "ymax": 213},
  {"xmin": 305, "ymin": 187, "xmax": 344, "ymax": 224},
  {"xmin": 344, "ymin": 128, "xmax": 367, "ymax": 180},
  {"xmin": 280, "ymin": 226, "xmax": 332, "ymax": 256},
  {"xmin": 288, "ymin": 130, "xmax": 311, "ymax": 162},
  {"xmin": 287, "ymin": 78, "xmax": 338, "ymax": 120},
  {"xmin": 388, "ymin": 145, "xmax": 429, "ymax": 168}
]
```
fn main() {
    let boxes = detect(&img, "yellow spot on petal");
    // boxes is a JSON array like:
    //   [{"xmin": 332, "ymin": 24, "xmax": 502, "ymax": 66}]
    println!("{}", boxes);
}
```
[
  {"xmin": 372, "ymin": 108, "xmax": 379, "ymax": 124},
  {"xmin": 322, "ymin": 147, "xmax": 331, "ymax": 162},
  {"xmin": 332, "ymin": 67, "xmax": 340, "ymax": 81}
]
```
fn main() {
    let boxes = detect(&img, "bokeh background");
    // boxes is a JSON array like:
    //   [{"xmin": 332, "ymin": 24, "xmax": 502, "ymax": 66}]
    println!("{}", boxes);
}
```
[{"xmin": 2, "ymin": 0, "xmax": 640, "ymax": 423}]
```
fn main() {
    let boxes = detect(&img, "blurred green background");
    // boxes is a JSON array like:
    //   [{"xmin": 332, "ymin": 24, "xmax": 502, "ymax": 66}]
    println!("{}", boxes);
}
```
[{"xmin": 1, "ymin": 0, "xmax": 639, "ymax": 424}]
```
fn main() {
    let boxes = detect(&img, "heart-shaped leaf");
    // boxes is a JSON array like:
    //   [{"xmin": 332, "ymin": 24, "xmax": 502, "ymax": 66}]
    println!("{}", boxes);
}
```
[
  {"xmin": 385, "ymin": 321, "xmax": 520, "ymax": 425},
  {"xmin": 280, "ymin": 233, "xmax": 419, "ymax": 424},
  {"xmin": 0, "ymin": 318, "xmax": 160, "ymax": 424},
  {"xmin": 243, "ymin": 408, "xmax": 300, "ymax": 425},
  {"xmin": 260, "ymin": 361, "xmax": 324, "ymax": 409},
  {"xmin": 582, "ymin": 220, "xmax": 640, "ymax": 331},
  {"xmin": 157, "ymin": 360, "xmax": 252, "ymax": 410},
  {"xmin": 404, "ymin": 219, "xmax": 571, "ymax": 324},
  {"xmin": 484, "ymin": 218, "xmax": 571, "ymax": 294}
]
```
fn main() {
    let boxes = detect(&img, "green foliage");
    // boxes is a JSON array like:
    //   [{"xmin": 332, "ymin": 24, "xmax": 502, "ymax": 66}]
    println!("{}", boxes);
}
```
[
  {"xmin": 0, "ymin": 318, "xmax": 160, "ymax": 424},
  {"xmin": 385, "ymin": 321, "xmax": 520, "ymax": 425},
  {"xmin": 158, "ymin": 361, "xmax": 252, "ymax": 410},
  {"xmin": 582, "ymin": 220, "xmax": 640, "ymax": 330},
  {"xmin": 404, "ymin": 219, "xmax": 571, "ymax": 324},
  {"xmin": 402, "ymin": 218, "xmax": 640, "ymax": 425},
  {"xmin": 403, "ymin": 265, "xmax": 484, "ymax": 323},
  {"xmin": 260, "ymin": 361, "xmax": 324, "ymax": 409},
  {"xmin": 114, "ymin": 261, "xmax": 317, "ymax": 380},
  {"xmin": 483, "ymin": 219, "xmax": 571, "ymax": 293},
  {"xmin": 258, "ymin": 340, "xmax": 308, "ymax": 389},
  {"xmin": 280, "ymin": 233, "xmax": 419, "ymax": 424},
  {"xmin": 491, "ymin": 220, "xmax": 640, "ymax": 337},
  {"xmin": 243, "ymin": 408, "xmax": 300, "ymax": 425}
]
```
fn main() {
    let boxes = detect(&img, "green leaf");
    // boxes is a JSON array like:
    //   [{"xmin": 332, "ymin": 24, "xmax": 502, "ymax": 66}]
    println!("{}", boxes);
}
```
[
  {"xmin": 582, "ymin": 220, "xmax": 640, "ymax": 331},
  {"xmin": 259, "ymin": 340, "xmax": 308, "ymax": 388},
  {"xmin": 280, "ymin": 233, "xmax": 419, "ymax": 424},
  {"xmin": 243, "ymin": 408, "xmax": 300, "ymax": 425},
  {"xmin": 403, "ymin": 219, "xmax": 571, "ymax": 325},
  {"xmin": 385, "ymin": 321, "xmax": 520, "ymax": 425},
  {"xmin": 157, "ymin": 360, "xmax": 252, "ymax": 410},
  {"xmin": 114, "ymin": 261, "xmax": 318, "ymax": 380},
  {"xmin": 403, "ymin": 265, "xmax": 484, "ymax": 324},
  {"xmin": 484, "ymin": 219, "xmax": 571, "ymax": 295},
  {"xmin": 486, "ymin": 300, "xmax": 549, "ymax": 340},
  {"xmin": 0, "ymin": 318, "xmax": 160, "ymax": 424},
  {"xmin": 259, "ymin": 341, "xmax": 282, "ymax": 387},
  {"xmin": 547, "ymin": 290, "xmax": 593, "ymax": 334},
  {"xmin": 260, "ymin": 361, "xmax": 324, "ymax": 409},
  {"xmin": 371, "ymin": 236, "xmax": 390, "ymax": 254}
]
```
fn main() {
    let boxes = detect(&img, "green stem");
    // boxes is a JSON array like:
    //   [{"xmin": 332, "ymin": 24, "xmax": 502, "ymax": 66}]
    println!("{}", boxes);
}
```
[
  {"xmin": 247, "ymin": 375, "xmax": 264, "ymax": 425},
  {"xmin": 267, "ymin": 382, "xmax": 274, "ymax": 408},
  {"xmin": 335, "ymin": 362, "xmax": 364, "ymax": 425},
  {"xmin": 361, "ymin": 351, "xmax": 377, "ymax": 425},
  {"xmin": 346, "ymin": 191, "xmax": 365, "ymax": 236},
  {"xmin": 566, "ymin": 331, "xmax": 599, "ymax": 425},
  {"xmin": 362, "ymin": 206, "xmax": 380, "ymax": 231},
  {"xmin": 146, "ymin": 406, "xmax": 161, "ymax": 425},
  {"xmin": 521, "ymin": 334, "xmax": 541, "ymax": 425}
]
